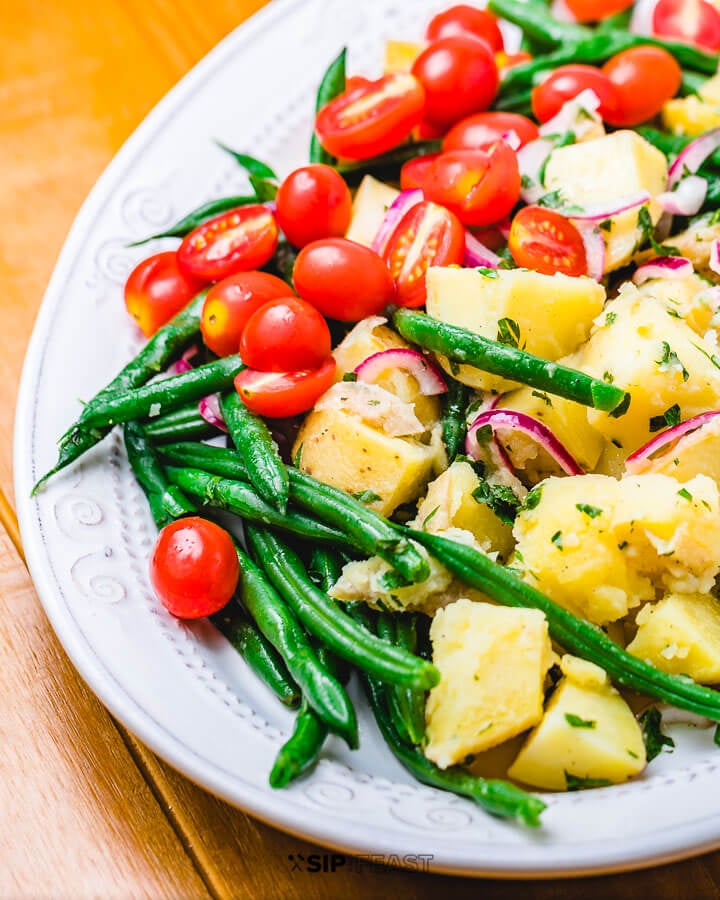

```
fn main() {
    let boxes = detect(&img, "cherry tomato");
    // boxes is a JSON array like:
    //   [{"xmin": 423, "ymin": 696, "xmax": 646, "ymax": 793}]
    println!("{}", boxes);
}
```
[
  {"xmin": 234, "ymin": 358, "xmax": 337, "ymax": 418},
  {"xmin": 564, "ymin": 0, "xmax": 633, "ymax": 22},
  {"xmin": 124, "ymin": 252, "xmax": 205, "ymax": 338},
  {"xmin": 411, "ymin": 35, "xmax": 499, "ymax": 131},
  {"xmin": 423, "ymin": 143, "xmax": 521, "ymax": 228},
  {"xmin": 531, "ymin": 65, "xmax": 621, "ymax": 123},
  {"xmin": 177, "ymin": 205, "xmax": 278, "ymax": 281},
  {"xmin": 150, "ymin": 517, "xmax": 239, "ymax": 619},
  {"xmin": 400, "ymin": 153, "xmax": 440, "ymax": 190},
  {"xmin": 653, "ymin": 0, "xmax": 720, "ymax": 51},
  {"xmin": 275, "ymin": 164, "xmax": 352, "ymax": 248},
  {"xmin": 602, "ymin": 46, "xmax": 682, "ymax": 126},
  {"xmin": 443, "ymin": 111, "xmax": 539, "ymax": 152},
  {"xmin": 425, "ymin": 5, "xmax": 505, "ymax": 52},
  {"xmin": 315, "ymin": 73, "xmax": 425, "ymax": 160},
  {"xmin": 508, "ymin": 206, "xmax": 587, "ymax": 278},
  {"xmin": 293, "ymin": 238, "xmax": 396, "ymax": 321},
  {"xmin": 382, "ymin": 201, "xmax": 466, "ymax": 308},
  {"xmin": 200, "ymin": 271, "xmax": 289, "ymax": 357},
  {"xmin": 239, "ymin": 297, "xmax": 331, "ymax": 372}
]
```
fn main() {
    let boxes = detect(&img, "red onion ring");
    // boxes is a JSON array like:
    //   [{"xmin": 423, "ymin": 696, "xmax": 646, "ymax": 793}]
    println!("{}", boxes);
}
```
[
  {"xmin": 569, "ymin": 192, "xmax": 651, "ymax": 222},
  {"xmin": 630, "ymin": 0, "xmax": 658, "ymax": 34},
  {"xmin": 198, "ymin": 393, "xmax": 228, "ymax": 431},
  {"xmin": 625, "ymin": 410, "xmax": 720, "ymax": 472},
  {"xmin": 370, "ymin": 189, "xmax": 423, "ymax": 257},
  {"xmin": 464, "ymin": 230, "xmax": 501, "ymax": 268},
  {"xmin": 658, "ymin": 175, "xmax": 708, "ymax": 216},
  {"xmin": 711, "ymin": 239, "xmax": 720, "ymax": 277},
  {"xmin": 668, "ymin": 128, "xmax": 720, "ymax": 190},
  {"xmin": 354, "ymin": 348, "xmax": 447, "ymax": 395},
  {"xmin": 633, "ymin": 255, "xmax": 694, "ymax": 285},
  {"xmin": 517, "ymin": 139, "xmax": 555, "ymax": 205},
  {"xmin": 538, "ymin": 88, "xmax": 601, "ymax": 140},
  {"xmin": 573, "ymin": 221, "xmax": 606, "ymax": 281}
]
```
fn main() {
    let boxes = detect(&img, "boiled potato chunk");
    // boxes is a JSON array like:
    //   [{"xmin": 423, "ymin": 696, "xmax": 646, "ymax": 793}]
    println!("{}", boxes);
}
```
[
  {"xmin": 425, "ymin": 266, "xmax": 605, "ymax": 392},
  {"xmin": 628, "ymin": 592, "xmax": 720, "ymax": 682},
  {"xmin": 627, "ymin": 416, "xmax": 720, "ymax": 485},
  {"xmin": 508, "ymin": 655, "xmax": 646, "ymax": 791},
  {"xmin": 425, "ymin": 599, "xmax": 553, "ymax": 768},
  {"xmin": 543, "ymin": 131, "xmax": 668, "ymax": 271},
  {"xmin": 345, "ymin": 175, "xmax": 399, "ymax": 248},
  {"xmin": 650, "ymin": 212, "xmax": 720, "ymax": 276},
  {"xmin": 662, "ymin": 95, "xmax": 720, "ymax": 137},
  {"xmin": 384, "ymin": 39, "xmax": 424, "ymax": 73},
  {"xmin": 636, "ymin": 272, "xmax": 720, "ymax": 339}
]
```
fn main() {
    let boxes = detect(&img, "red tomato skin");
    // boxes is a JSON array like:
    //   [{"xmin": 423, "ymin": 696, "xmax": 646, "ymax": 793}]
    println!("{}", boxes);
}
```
[
  {"xmin": 239, "ymin": 297, "xmax": 332, "ymax": 372},
  {"xmin": 653, "ymin": 0, "xmax": 720, "ymax": 51},
  {"xmin": 124, "ymin": 252, "xmax": 205, "ymax": 338},
  {"xmin": 531, "ymin": 65, "xmax": 621, "ymax": 123},
  {"xmin": 150, "ymin": 517, "xmax": 239, "ymax": 619},
  {"xmin": 234, "ymin": 358, "xmax": 337, "ymax": 418},
  {"xmin": 426, "ymin": 5, "xmax": 505, "ymax": 52},
  {"xmin": 383, "ymin": 201, "xmax": 466, "ymax": 308},
  {"xmin": 400, "ymin": 153, "xmax": 440, "ymax": 190},
  {"xmin": 508, "ymin": 206, "xmax": 587, "ymax": 278},
  {"xmin": 200, "ymin": 271, "xmax": 289, "ymax": 358},
  {"xmin": 315, "ymin": 74, "xmax": 426, "ymax": 160},
  {"xmin": 293, "ymin": 238, "xmax": 396, "ymax": 321},
  {"xmin": 443, "ymin": 111, "xmax": 539, "ymax": 152},
  {"xmin": 565, "ymin": 0, "xmax": 633, "ymax": 21},
  {"xmin": 602, "ymin": 46, "xmax": 682, "ymax": 126},
  {"xmin": 275, "ymin": 165, "xmax": 352, "ymax": 248},
  {"xmin": 412, "ymin": 35, "xmax": 499, "ymax": 131},
  {"xmin": 423, "ymin": 144, "xmax": 521, "ymax": 228},
  {"xmin": 177, "ymin": 205, "xmax": 279, "ymax": 281}
]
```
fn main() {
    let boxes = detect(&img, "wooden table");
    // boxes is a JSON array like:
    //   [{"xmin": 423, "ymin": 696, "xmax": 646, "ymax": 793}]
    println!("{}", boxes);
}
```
[{"xmin": 2, "ymin": 2, "xmax": 720, "ymax": 896}]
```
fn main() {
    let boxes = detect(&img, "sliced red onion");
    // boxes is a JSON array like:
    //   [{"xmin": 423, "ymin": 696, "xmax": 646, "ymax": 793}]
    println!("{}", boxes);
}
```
[
  {"xmin": 198, "ymin": 393, "xmax": 228, "ymax": 431},
  {"xmin": 633, "ymin": 255, "xmax": 695, "ymax": 285},
  {"xmin": 711, "ymin": 239, "xmax": 720, "ymax": 277},
  {"xmin": 501, "ymin": 129, "xmax": 522, "ymax": 152},
  {"xmin": 550, "ymin": 0, "xmax": 578, "ymax": 22},
  {"xmin": 466, "ymin": 408, "xmax": 584, "ymax": 476},
  {"xmin": 517, "ymin": 138, "xmax": 555, "ymax": 205},
  {"xmin": 625, "ymin": 410, "xmax": 720, "ymax": 472},
  {"xmin": 167, "ymin": 345, "xmax": 199, "ymax": 375},
  {"xmin": 573, "ymin": 221, "xmax": 606, "ymax": 281},
  {"xmin": 630, "ymin": 0, "xmax": 658, "ymax": 34},
  {"xmin": 658, "ymin": 175, "xmax": 708, "ymax": 216},
  {"xmin": 668, "ymin": 128, "xmax": 720, "ymax": 190},
  {"xmin": 354, "ymin": 348, "xmax": 447, "ymax": 395},
  {"xmin": 464, "ymin": 230, "xmax": 501, "ymax": 268},
  {"xmin": 370, "ymin": 189, "xmax": 423, "ymax": 256},
  {"xmin": 538, "ymin": 88, "xmax": 601, "ymax": 140},
  {"xmin": 569, "ymin": 191, "xmax": 651, "ymax": 222}
]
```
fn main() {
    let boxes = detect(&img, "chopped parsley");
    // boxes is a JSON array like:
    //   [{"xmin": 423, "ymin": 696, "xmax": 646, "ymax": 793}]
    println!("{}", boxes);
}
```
[
  {"xmin": 603, "ymin": 370, "xmax": 614, "ymax": 384},
  {"xmin": 639, "ymin": 707, "xmax": 675, "ymax": 762},
  {"xmin": 599, "ymin": 218, "xmax": 613, "ymax": 233},
  {"xmin": 649, "ymin": 403, "xmax": 682, "ymax": 433},
  {"xmin": 524, "ymin": 486, "xmax": 543, "ymax": 511},
  {"xmin": 472, "ymin": 481, "xmax": 521, "ymax": 525},
  {"xmin": 520, "ymin": 173, "xmax": 534, "ymax": 189},
  {"xmin": 576, "ymin": 503, "xmax": 603, "ymax": 519},
  {"xmin": 496, "ymin": 317, "xmax": 522, "ymax": 348},
  {"xmin": 656, "ymin": 341, "xmax": 689, "ymax": 382},
  {"xmin": 352, "ymin": 490, "xmax": 383, "ymax": 504},
  {"xmin": 551, "ymin": 530, "xmax": 564, "ymax": 550},
  {"xmin": 422, "ymin": 505, "xmax": 440, "ymax": 529},
  {"xmin": 677, "ymin": 487, "xmax": 693, "ymax": 501},
  {"xmin": 476, "ymin": 266, "xmax": 499, "ymax": 278},
  {"xmin": 378, "ymin": 569, "xmax": 412, "ymax": 591},
  {"xmin": 531, "ymin": 390, "xmax": 552, "ymax": 406},
  {"xmin": 565, "ymin": 713, "xmax": 596, "ymax": 729},
  {"xmin": 341, "ymin": 372, "xmax": 358, "ymax": 382},
  {"xmin": 293, "ymin": 443, "xmax": 303, "ymax": 467},
  {"xmin": 635, "ymin": 205, "xmax": 654, "ymax": 251},
  {"xmin": 565, "ymin": 772, "xmax": 611, "ymax": 791},
  {"xmin": 605, "ymin": 311, "xmax": 617, "ymax": 326},
  {"xmin": 692, "ymin": 342, "xmax": 720, "ymax": 371},
  {"xmin": 609, "ymin": 392, "xmax": 631, "ymax": 418}
]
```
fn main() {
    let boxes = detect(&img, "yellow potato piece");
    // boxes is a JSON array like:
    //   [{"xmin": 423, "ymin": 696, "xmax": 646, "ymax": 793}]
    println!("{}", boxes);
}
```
[
  {"xmin": 344, "ymin": 174, "xmax": 399, "ymax": 248},
  {"xmin": 627, "ymin": 416, "xmax": 720, "ymax": 485},
  {"xmin": 384, "ymin": 39, "xmax": 424, "ymax": 74},
  {"xmin": 662, "ymin": 95, "xmax": 720, "ymax": 137}
]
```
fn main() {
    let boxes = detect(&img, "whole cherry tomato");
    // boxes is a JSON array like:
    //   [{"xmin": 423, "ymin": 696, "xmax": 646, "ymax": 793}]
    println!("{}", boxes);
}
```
[
  {"xmin": 315, "ymin": 73, "xmax": 425, "ymax": 160},
  {"xmin": 200, "ymin": 271, "xmax": 289, "ymax": 357},
  {"xmin": 531, "ymin": 65, "xmax": 621, "ymax": 123},
  {"xmin": 400, "ymin": 153, "xmax": 440, "ymax": 190},
  {"xmin": 425, "ymin": 5, "xmax": 505, "ymax": 52},
  {"xmin": 239, "ymin": 297, "xmax": 331, "ymax": 372},
  {"xmin": 293, "ymin": 238, "xmax": 396, "ymax": 321},
  {"xmin": 565, "ymin": 0, "xmax": 633, "ymax": 21},
  {"xmin": 423, "ymin": 143, "xmax": 521, "ymax": 228},
  {"xmin": 508, "ymin": 206, "xmax": 587, "ymax": 278},
  {"xmin": 412, "ymin": 35, "xmax": 499, "ymax": 131},
  {"xmin": 234, "ymin": 358, "xmax": 336, "ymax": 418},
  {"xmin": 653, "ymin": 0, "xmax": 720, "ymax": 51},
  {"xmin": 124, "ymin": 251, "xmax": 205, "ymax": 338},
  {"xmin": 443, "ymin": 111, "xmax": 539, "ymax": 152},
  {"xmin": 177, "ymin": 205, "xmax": 278, "ymax": 281},
  {"xmin": 275, "ymin": 164, "xmax": 352, "ymax": 248},
  {"xmin": 602, "ymin": 46, "xmax": 682, "ymax": 126},
  {"xmin": 150, "ymin": 517, "xmax": 239, "ymax": 619},
  {"xmin": 382, "ymin": 201, "xmax": 466, "ymax": 308}
]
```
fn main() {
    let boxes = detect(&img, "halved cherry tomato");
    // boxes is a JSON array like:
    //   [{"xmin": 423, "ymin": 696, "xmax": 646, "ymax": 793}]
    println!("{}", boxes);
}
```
[
  {"xmin": 239, "ymin": 297, "xmax": 331, "ymax": 372},
  {"xmin": 508, "ymin": 206, "xmax": 587, "ymax": 277},
  {"xmin": 234, "ymin": 358, "xmax": 337, "ymax": 418},
  {"xmin": 411, "ymin": 35, "xmax": 499, "ymax": 130},
  {"xmin": 293, "ymin": 238, "xmax": 396, "ymax": 321},
  {"xmin": 565, "ymin": 0, "xmax": 633, "ymax": 22},
  {"xmin": 315, "ymin": 73, "xmax": 425, "ymax": 160},
  {"xmin": 382, "ymin": 201, "xmax": 466, "ymax": 308},
  {"xmin": 423, "ymin": 143, "xmax": 521, "ymax": 228},
  {"xmin": 425, "ymin": 5, "xmax": 505, "ymax": 52},
  {"xmin": 200, "ymin": 271, "xmax": 289, "ymax": 357},
  {"xmin": 653, "ymin": 0, "xmax": 720, "ymax": 51},
  {"xmin": 124, "ymin": 252, "xmax": 205, "ymax": 338},
  {"xmin": 400, "ymin": 153, "xmax": 440, "ymax": 190},
  {"xmin": 150, "ymin": 517, "xmax": 239, "ymax": 619},
  {"xmin": 275, "ymin": 164, "xmax": 352, "ymax": 248},
  {"xmin": 443, "ymin": 111, "xmax": 539, "ymax": 152},
  {"xmin": 177, "ymin": 205, "xmax": 278, "ymax": 281},
  {"xmin": 602, "ymin": 46, "xmax": 682, "ymax": 126},
  {"xmin": 531, "ymin": 65, "xmax": 621, "ymax": 123}
]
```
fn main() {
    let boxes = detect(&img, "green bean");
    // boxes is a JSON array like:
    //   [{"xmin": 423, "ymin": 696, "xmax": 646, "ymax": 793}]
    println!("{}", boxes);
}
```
[
  {"xmin": 128, "ymin": 195, "xmax": 258, "ymax": 245},
  {"xmin": 211, "ymin": 603, "xmax": 301, "ymax": 709},
  {"xmin": 235, "ymin": 543, "xmax": 357, "ymax": 747},
  {"xmin": 221, "ymin": 391, "xmax": 289, "ymax": 513},
  {"xmin": 411, "ymin": 529, "xmax": 720, "ymax": 721},
  {"xmin": 488, "ymin": 0, "xmax": 590, "ymax": 48},
  {"xmin": 376, "ymin": 614, "xmax": 424, "ymax": 747},
  {"xmin": 336, "ymin": 140, "xmax": 442, "ymax": 187},
  {"xmin": 310, "ymin": 48, "xmax": 346, "ymax": 165},
  {"xmin": 681, "ymin": 71, "xmax": 708, "ymax": 97},
  {"xmin": 164, "ymin": 467, "xmax": 354, "ymax": 549},
  {"xmin": 636, "ymin": 127, "xmax": 720, "ymax": 169},
  {"xmin": 157, "ymin": 440, "xmax": 430, "ymax": 583},
  {"xmin": 246, "ymin": 525, "xmax": 440, "ymax": 690},
  {"xmin": 393, "ymin": 309, "xmax": 629, "ymax": 414},
  {"xmin": 143, "ymin": 403, "xmax": 219, "ymax": 443},
  {"xmin": 269, "ymin": 698, "xmax": 328, "ymax": 788},
  {"xmin": 35, "ymin": 289, "xmax": 209, "ymax": 492},
  {"xmin": 492, "ymin": 89, "xmax": 534, "ymax": 116},
  {"xmin": 391, "ymin": 614, "xmax": 427, "ymax": 747},
  {"xmin": 78, "ymin": 356, "xmax": 243, "ymax": 430},
  {"xmin": 308, "ymin": 547, "xmax": 343, "ymax": 593},
  {"xmin": 214, "ymin": 144, "xmax": 278, "ymax": 181},
  {"xmin": 441, "ymin": 378, "xmax": 470, "ymax": 462}
]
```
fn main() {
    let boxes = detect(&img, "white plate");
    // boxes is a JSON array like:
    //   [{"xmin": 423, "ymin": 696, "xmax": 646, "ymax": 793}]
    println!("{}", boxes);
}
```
[{"xmin": 14, "ymin": 0, "xmax": 720, "ymax": 878}]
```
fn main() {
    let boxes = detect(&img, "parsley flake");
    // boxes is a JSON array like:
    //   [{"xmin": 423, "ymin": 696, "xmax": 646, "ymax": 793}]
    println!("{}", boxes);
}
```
[
  {"xmin": 565, "ymin": 713, "xmax": 596, "ymax": 729},
  {"xmin": 640, "ymin": 707, "xmax": 675, "ymax": 762},
  {"xmin": 576, "ymin": 503, "xmax": 602, "ymax": 519},
  {"xmin": 649, "ymin": 403, "xmax": 682, "ymax": 432}
]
